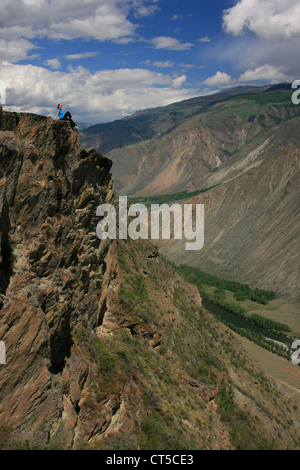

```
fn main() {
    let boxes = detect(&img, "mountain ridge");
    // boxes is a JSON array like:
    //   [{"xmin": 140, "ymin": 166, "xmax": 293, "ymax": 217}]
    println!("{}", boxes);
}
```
[
  {"xmin": 80, "ymin": 85, "xmax": 300, "ymax": 302},
  {"xmin": 80, "ymin": 83, "xmax": 292, "ymax": 156}
]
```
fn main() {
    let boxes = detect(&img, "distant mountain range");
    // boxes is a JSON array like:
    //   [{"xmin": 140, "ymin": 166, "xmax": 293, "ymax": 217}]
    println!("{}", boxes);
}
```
[
  {"xmin": 80, "ymin": 83, "xmax": 300, "ymax": 299},
  {"xmin": 80, "ymin": 83, "xmax": 297, "ymax": 196}
]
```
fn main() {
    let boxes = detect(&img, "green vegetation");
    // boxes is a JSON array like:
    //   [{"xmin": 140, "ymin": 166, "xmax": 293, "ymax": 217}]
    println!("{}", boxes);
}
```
[
  {"xmin": 71, "ymin": 240, "xmax": 297, "ymax": 450},
  {"xmin": 141, "ymin": 412, "xmax": 192, "ymax": 450},
  {"xmin": 215, "ymin": 385, "xmax": 277, "ymax": 450},
  {"xmin": 212, "ymin": 315, "xmax": 290, "ymax": 359},
  {"xmin": 248, "ymin": 313, "xmax": 291, "ymax": 334},
  {"xmin": 173, "ymin": 263, "xmax": 291, "ymax": 358},
  {"xmin": 127, "ymin": 186, "xmax": 218, "ymax": 207},
  {"xmin": 202, "ymin": 288, "xmax": 246, "ymax": 317},
  {"xmin": 232, "ymin": 90, "xmax": 293, "ymax": 106},
  {"xmin": 176, "ymin": 264, "xmax": 276, "ymax": 304},
  {"xmin": 216, "ymin": 385, "xmax": 236, "ymax": 414}
]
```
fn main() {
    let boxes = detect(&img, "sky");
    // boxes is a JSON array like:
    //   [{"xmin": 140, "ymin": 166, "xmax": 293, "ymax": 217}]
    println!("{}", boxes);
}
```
[{"xmin": 0, "ymin": 0, "xmax": 300, "ymax": 124}]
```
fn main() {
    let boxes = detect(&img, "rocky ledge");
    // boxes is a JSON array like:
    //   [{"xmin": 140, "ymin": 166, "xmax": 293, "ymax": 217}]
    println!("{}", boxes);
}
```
[{"xmin": 0, "ymin": 107, "xmax": 115, "ymax": 445}]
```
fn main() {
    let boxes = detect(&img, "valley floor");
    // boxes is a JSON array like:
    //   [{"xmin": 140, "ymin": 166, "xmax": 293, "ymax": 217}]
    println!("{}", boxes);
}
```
[
  {"xmin": 242, "ymin": 297, "xmax": 300, "ymax": 338},
  {"xmin": 235, "ymin": 333, "xmax": 300, "ymax": 395}
]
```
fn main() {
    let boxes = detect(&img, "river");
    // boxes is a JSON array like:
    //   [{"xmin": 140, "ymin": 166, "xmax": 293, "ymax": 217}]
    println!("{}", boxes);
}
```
[{"xmin": 202, "ymin": 299, "xmax": 292, "ymax": 348}]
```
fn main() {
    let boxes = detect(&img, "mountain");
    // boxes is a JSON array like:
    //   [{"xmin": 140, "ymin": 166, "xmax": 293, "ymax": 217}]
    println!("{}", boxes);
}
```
[
  {"xmin": 0, "ymin": 106, "xmax": 299, "ymax": 450},
  {"xmin": 80, "ymin": 84, "xmax": 274, "ymax": 155},
  {"xmin": 159, "ymin": 137, "xmax": 300, "ymax": 299},
  {"xmin": 77, "ymin": 122, "xmax": 92, "ymax": 132},
  {"xmin": 109, "ymin": 87, "xmax": 300, "ymax": 196},
  {"xmin": 80, "ymin": 85, "xmax": 300, "ymax": 300},
  {"xmin": 80, "ymin": 83, "xmax": 298, "ymax": 196}
]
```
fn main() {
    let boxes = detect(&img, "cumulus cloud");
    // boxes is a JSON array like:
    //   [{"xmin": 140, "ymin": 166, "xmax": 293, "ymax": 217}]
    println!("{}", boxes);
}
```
[
  {"xmin": 0, "ymin": 38, "xmax": 39, "ymax": 63},
  {"xmin": 149, "ymin": 36, "xmax": 195, "ymax": 50},
  {"xmin": 202, "ymin": 64, "xmax": 291, "ymax": 89},
  {"xmin": 0, "ymin": 63, "xmax": 198, "ymax": 123},
  {"xmin": 203, "ymin": 71, "xmax": 234, "ymax": 87},
  {"xmin": 0, "ymin": 0, "xmax": 158, "ymax": 49},
  {"xmin": 223, "ymin": 0, "xmax": 300, "ymax": 40},
  {"xmin": 43, "ymin": 58, "xmax": 61, "ymax": 70},
  {"xmin": 239, "ymin": 64, "xmax": 289, "ymax": 82},
  {"xmin": 172, "ymin": 75, "xmax": 187, "ymax": 88}
]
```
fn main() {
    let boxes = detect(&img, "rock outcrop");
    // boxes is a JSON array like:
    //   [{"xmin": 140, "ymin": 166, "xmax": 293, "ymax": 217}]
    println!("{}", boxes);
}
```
[{"xmin": 0, "ymin": 107, "xmax": 115, "ymax": 446}]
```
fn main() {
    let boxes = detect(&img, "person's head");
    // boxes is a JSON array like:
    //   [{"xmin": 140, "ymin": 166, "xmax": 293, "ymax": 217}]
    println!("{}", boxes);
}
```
[{"xmin": 57, "ymin": 103, "xmax": 62, "ymax": 109}]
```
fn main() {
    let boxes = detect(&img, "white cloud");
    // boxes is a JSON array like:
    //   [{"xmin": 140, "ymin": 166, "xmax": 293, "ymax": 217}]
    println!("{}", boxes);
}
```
[
  {"xmin": 198, "ymin": 36, "xmax": 211, "ymax": 43},
  {"xmin": 65, "ymin": 52, "xmax": 100, "ymax": 60},
  {"xmin": 172, "ymin": 75, "xmax": 187, "ymax": 88},
  {"xmin": 178, "ymin": 63, "xmax": 201, "ymax": 69},
  {"xmin": 153, "ymin": 61, "xmax": 174, "ymax": 68},
  {"xmin": 0, "ymin": 0, "xmax": 159, "ymax": 54},
  {"xmin": 0, "ymin": 63, "xmax": 199, "ymax": 123},
  {"xmin": 139, "ymin": 60, "xmax": 174, "ymax": 68},
  {"xmin": 43, "ymin": 58, "xmax": 61, "ymax": 70},
  {"xmin": 0, "ymin": 38, "xmax": 39, "ymax": 63},
  {"xmin": 203, "ymin": 71, "xmax": 234, "ymax": 87},
  {"xmin": 132, "ymin": 1, "xmax": 160, "ymax": 18},
  {"xmin": 239, "ymin": 64, "xmax": 289, "ymax": 82},
  {"xmin": 202, "ymin": 64, "xmax": 290, "ymax": 89},
  {"xmin": 223, "ymin": 0, "xmax": 300, "ymax": 40},
  {"xmin": 149, "ymin": 36, "xmax": 195, "ymax": 50}
]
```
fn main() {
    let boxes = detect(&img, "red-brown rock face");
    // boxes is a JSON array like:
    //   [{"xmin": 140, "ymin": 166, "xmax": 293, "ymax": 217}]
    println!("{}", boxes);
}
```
[{"xmin": 0, "ymin": 107, "xmax": 114, "ymax": 446}]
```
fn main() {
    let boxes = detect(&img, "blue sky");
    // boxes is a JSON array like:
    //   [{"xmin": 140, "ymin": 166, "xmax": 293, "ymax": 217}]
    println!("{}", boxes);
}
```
[{"xmin": 0, "ymin": 0, "xmax": 299, "ymax": 123}]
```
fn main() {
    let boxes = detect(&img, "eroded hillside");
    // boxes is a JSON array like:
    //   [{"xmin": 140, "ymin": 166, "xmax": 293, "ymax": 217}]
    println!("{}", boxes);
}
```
[
  {"xmin": 159, "ymin": 137, "xmax": 300, "ymax": 299},
  {"xmin": 91, "ymin": 87, "xmax": 300, "ymax": 196}
]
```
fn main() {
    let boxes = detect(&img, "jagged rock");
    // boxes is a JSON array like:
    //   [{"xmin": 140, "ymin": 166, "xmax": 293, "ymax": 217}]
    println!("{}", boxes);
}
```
[{"xmin": 0, "ymin": 106, "xmax": 114, "ymax": 445}]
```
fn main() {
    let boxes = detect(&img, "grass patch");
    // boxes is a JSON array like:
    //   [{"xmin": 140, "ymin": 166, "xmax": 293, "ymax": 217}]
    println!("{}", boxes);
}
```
[
  {"xmin": 126, "ymin": 185, "xmax": 218, "ymax": 208},
  {"xmin": 176, "ymin": 264, "xmax": 276, "ymax": 304},
  {"xmin": 141, "ymin": 412, "xmax": 192, "ymax": 450}
]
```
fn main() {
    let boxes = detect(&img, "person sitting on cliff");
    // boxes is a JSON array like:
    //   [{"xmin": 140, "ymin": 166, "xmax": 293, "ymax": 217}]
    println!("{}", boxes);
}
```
[{"xmin": 54, "ymin": 104, "xmax": 78, "ymax": 131}]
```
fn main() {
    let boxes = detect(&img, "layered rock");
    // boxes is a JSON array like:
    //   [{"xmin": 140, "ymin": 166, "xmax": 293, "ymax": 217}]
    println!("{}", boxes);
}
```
[{"xmin": 0, "ymin": 107, "xmax": 114, "ymax": 446}]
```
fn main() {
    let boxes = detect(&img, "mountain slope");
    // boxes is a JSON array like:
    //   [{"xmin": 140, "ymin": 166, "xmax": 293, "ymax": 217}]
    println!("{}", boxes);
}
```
[
  {"xmin": 82, "ymin": 86, "xmax": 300, "ymax": 301},
  {"xmin": 0, "ymin": 107, "xmax": 299, "ymax": 450},
  {"xmin": 103, "ymin": 88, "xmax": 299, "ymax": 196},
  {"xmin": 80, "ymin": 84, "xmax": 276, "ymax": 156},
  {"xmin": 159, "ymin": 138, "xmax": 300, "ymax": 299}
]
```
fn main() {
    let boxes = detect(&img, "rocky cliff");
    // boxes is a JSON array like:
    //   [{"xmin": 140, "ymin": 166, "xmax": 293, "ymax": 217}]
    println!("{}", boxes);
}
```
[
  {"xmin": 0, "ymin": 106, "xmax": 115, "ymax": 447},
  {"xmin": 0, "ymin": 107, "xmax": 299, "ymax": 450}
]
